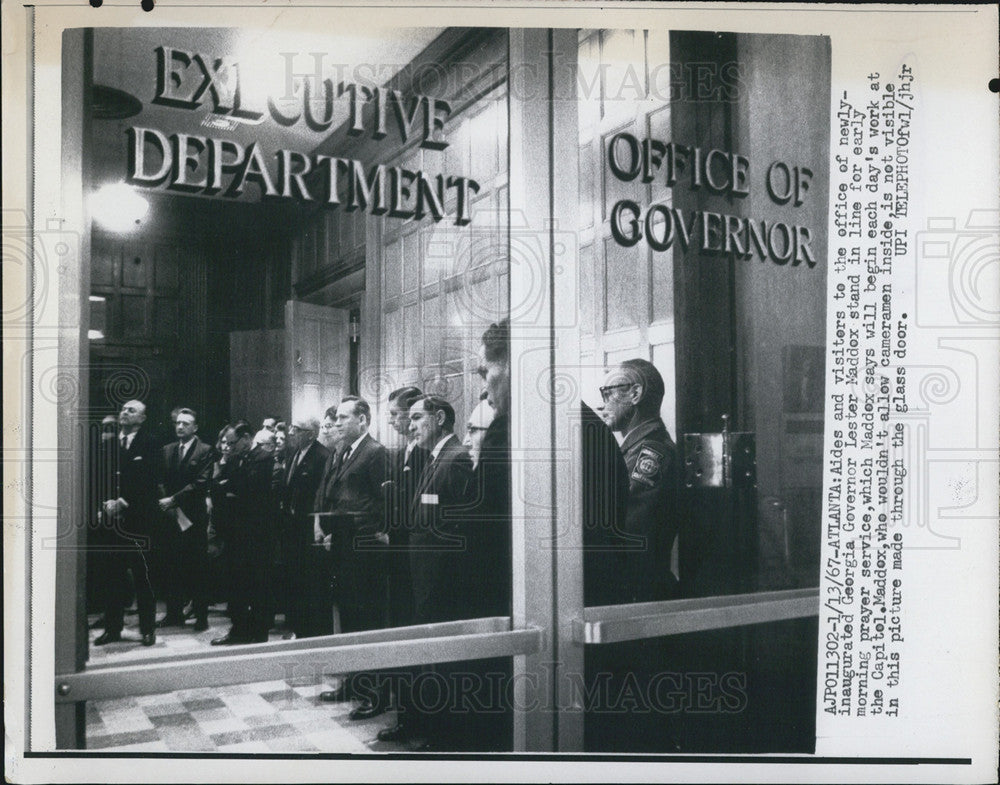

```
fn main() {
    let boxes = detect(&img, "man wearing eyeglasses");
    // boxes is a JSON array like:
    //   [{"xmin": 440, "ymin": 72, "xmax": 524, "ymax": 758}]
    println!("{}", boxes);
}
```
[
  {"xmin": 589, "ymin": 360, "xmax": 683, "ymax": 753},
  {"xmin": 280, "ymin": 417, "xmax": 330, "ymax": 639},
  {"xmin": 598, "ymin": 359, "xmax": 680, "ymax": 602},
  {"xmin": 462, "ymin": 393, "xmax": 494, "ymax": 470}
]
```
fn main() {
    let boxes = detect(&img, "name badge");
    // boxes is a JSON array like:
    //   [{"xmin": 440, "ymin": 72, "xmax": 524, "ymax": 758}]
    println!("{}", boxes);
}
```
[{"xmin": 420, "ymin": 493, "xmax": 439, "ymax": 505}]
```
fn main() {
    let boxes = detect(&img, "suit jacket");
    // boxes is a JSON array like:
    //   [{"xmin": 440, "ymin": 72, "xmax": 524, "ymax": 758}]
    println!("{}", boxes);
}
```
[
  {"xmin": 222, "ymin": 446, "xmax": 276, "ymax": 543},
  {"xmin": 314, "ymin": 433, "xmax": 387, "ymax": 560},
  {"xmin": 159, "ymin": 436, "xmax": 214, "ymax": 531},
  {"xmin": 282, "ymin": 439, "xmax": 330, "ymax": 524},
  {"xmin": 111, "ymin": 426, "xmax": 161, "ymax": 539},
  {"xmin": 579, "ymin": 402, "xmax": 631, "ymax": 607},
  {"xmin": 408, "ymin": 434, "xmax": 475, "ymax": 623},
  {"xmin": 385, "ymin": 443, "xmax": 428, "ymax": 549},
  {"xmin": 463, "ymin": 415, "xmax": 511, "ymax": 617},
  {"xmin": 90, "ymin": 430, "xmax": 120, "ymax": 545}
]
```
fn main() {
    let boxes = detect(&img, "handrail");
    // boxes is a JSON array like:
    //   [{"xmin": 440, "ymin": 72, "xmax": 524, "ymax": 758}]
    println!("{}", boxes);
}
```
[
  {"xmin": 574, "ymin": 587, "xmax": 819, "ymax": 644},
  {"xmin": 82, "ymin": 616, "xmax": 512, "ymax": 669},
  {"xmin": 56, "ymin": 618, "xmax": 539, "ymax": 703}
]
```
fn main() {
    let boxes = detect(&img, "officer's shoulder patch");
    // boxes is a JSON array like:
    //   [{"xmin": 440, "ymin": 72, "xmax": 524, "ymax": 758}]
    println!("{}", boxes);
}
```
[{"xmin": 631, "ymin": 445, "xmax": 662, "ymax": 486}]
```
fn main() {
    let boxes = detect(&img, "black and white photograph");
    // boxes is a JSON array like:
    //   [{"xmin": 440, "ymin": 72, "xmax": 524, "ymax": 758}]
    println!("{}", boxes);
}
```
[{"xmin": 3, "ymin": 2, "xmax": 998, "ymax": 782}]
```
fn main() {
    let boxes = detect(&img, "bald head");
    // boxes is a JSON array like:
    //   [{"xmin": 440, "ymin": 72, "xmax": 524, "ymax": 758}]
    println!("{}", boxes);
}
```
[{"xmin": 118, "ymin": 400, "xmax": 147, "ymax": 434}]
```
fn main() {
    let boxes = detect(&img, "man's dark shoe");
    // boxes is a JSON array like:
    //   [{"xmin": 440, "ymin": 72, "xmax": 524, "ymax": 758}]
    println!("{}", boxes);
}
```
[
  {"xmin": 156, "ymin": 615, "xmax": 185, "ymax": 628},
  {"xmin": 376, "ymin": 724, "xmax": 411, "ymax": 743},
  {"xmin": 350, "ymin": 699, "xmax": 388, "ymax": 721},
  {"xmin": 319, "ymin": 686, "xmax": 348, "ymax": 702},
  {"xmin": 141, "ymin": 633, "xmax": 156, "ymax": 647},
  {"xmin": 192, "ymin": 619, "xmax": 209, "ymax": 632},
  {"xmin": 210, "ymin": 633, "xmax": 248, "ymax": 646},
  {"xmin": 94, "ymin": 631, "xmax": 122, "ymax": 646}
]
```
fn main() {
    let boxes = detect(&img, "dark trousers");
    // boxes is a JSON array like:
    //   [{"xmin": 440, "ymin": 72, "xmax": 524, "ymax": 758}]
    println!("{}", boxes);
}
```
[
  {"xmin": 160, "ymin": 521, "xmax": 209, "ymax": 623},
  {"xmin": 272, "ymin": 527, "xmax": 296, "ymax": 628},
  {"xmin": 290, "ymin": 542, "xmax": 334, "ymax": 638},
  {"xmin": 387, "ymin": 545, "xmax": 413, "ymax": 630},
  {"xmin": 87, "ymin": 523, "xmax": 134, "ymax": 615},
  {"xmin": 338, "ymin": 547, "xmax": 389, "ymax": 700},
  {"xmin": 103, "ymin": 538, "xmax": 156, "ymax": 636},
  {"xmin": 226, "ymin": 536, "xmax": 272, "ymax": 640}
]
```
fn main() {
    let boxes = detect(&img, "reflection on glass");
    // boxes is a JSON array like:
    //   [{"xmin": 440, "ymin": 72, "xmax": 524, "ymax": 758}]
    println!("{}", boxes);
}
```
[
  {"xmin": 574, "ymin": 26, "xmax": 829, "ymax": 755},
  {"xmin": 575, "ymin": 28, "xmax": 828, "ymax": 604}
]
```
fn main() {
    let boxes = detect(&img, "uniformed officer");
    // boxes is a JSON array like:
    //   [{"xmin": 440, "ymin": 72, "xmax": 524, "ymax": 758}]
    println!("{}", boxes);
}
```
[
  {"xmin": 589, "ymin": 359, "xmax": 683, "ymax": 753},
  {"xmin": 598, "ymin": 358, "xmax": 680, "ymax": 603}
]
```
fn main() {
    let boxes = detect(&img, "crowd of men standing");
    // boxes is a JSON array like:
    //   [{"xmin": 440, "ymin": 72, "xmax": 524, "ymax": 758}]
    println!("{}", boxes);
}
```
[
  {"xmin": 88, "ymin": 316, "xmax": 682, "ymax": 751},
  {"xmin": 88, "ymin": 320, "xmax": 515, "ymax": 750}
]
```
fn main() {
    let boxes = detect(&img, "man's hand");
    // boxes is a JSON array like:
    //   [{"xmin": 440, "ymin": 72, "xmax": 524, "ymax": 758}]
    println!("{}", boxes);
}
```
[
  {"xmin": 314, "ymin": 520, "xmax": 325, "ymax": 543},
  {"xmin": 102, "ymin": 499, "xmax": 125, "ymax": 517},
  {"xmin": 322, "ymin": 534, "xmax": 333, "ymax": 552},
  {"xmin": 158, "ymin": 496, "xmax": 176, "ymax": 512}
]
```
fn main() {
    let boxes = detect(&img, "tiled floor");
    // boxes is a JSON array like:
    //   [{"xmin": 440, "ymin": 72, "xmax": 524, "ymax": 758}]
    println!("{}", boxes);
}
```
[{"xmin": 85, "ymin": 606, "xmax": 408, "ymax": 752}]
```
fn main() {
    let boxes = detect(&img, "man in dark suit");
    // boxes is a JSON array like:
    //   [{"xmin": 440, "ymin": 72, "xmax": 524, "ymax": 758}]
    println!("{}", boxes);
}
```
[
  {"xmin": 95, "ymin": 400, "xmax": 160, "ymax": 647},
  {"xmin": 87, "ymin": 414, "xmax": 130, "ymax": 625},
  {"xmin": 361, "ymin": 387, "xmax": 428, "ymax": 729},
  {"xmin": 380, "ymin": 396, "xmax": 473, "ymax": 749},
  {"xmin": 156, "ymin": 407, "xmax": 214, "ymax": 631},
  {"xmin": 314, "ymin": 397, "xmax": 388, "ymax": 711},
  {"xmin": 279, "ymin": 416, "xmax": 330, "ymax": 638},
  {"xmin": 580, "ymin": 400, "xmax": 631, "ymax": 606},
  {"xmin": 464, "ymin": 319, "xmax": 514, "ymax": 750},
  {"xmin": 383, "ymin": 387, "xmax": 427, "ymax": 631},
  {"xmin": 406, "ymin": 395, "xmax": 475, "ymax": 624},
  {"xmin": 211, "ymin": 421, "xmax": 276, "ymax": 645},
  {"xmin": 469, "ymin": 319, "xmax": 512, "ymax": 620}
]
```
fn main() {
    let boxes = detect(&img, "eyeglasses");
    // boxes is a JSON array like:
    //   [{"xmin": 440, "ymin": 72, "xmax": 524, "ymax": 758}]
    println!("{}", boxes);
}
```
[{"xmin": 599, "ymin": 383, "xmax": 634, "ymax": 402}]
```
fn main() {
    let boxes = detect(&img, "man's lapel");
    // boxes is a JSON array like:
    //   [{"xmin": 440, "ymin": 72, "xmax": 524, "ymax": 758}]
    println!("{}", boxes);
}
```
[
  {"xmin": 414, "ymin": 454, "xmax": 434, "ymax": 499},
  {"xmin": 323, "ymin": 449, "xmax": 341, "ymax": 495},
  {"xmin": 178, "ymin": 437, "xmax": 196, "ymax": 469},
  {"xmin": 287, "ymin": 443, "xmax": 306, "ymax": 486},
  {"xmin": 417, "ymin": 436, "xmax": 452, "ymax": 497},
  {"xmin": 123, "ymin": 429, "xmax": 139, "ymax": 456},
  {"xmin": 336, "ymin": 435, "xmax": 366, "ymax": 481}
]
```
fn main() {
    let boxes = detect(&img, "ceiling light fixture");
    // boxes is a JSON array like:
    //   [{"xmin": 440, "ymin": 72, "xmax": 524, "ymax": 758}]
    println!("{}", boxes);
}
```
[{"xmin": 90, "ymin": 183, "xmax": 150, "ymax": 232}]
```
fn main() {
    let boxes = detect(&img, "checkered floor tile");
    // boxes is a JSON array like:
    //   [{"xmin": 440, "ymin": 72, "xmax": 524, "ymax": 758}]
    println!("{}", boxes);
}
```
[{"xmin": 84, "ymin": 606, "xmax": 407, "ymax": 752}]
